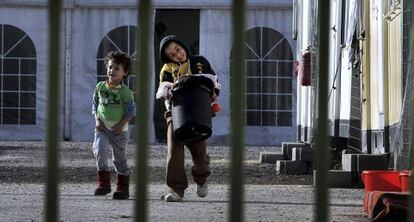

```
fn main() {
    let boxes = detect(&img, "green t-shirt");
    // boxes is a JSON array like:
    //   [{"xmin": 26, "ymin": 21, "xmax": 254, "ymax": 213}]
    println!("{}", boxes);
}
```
[{"xmin": 94, "ymin": 81, "xmax": 134, "ymax": 123}]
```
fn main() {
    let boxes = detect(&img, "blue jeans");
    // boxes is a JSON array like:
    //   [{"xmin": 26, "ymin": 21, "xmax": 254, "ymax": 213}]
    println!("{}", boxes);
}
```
[{"xmin": 92, "ymin": 129, "xmax": 130, "ymax": 175}]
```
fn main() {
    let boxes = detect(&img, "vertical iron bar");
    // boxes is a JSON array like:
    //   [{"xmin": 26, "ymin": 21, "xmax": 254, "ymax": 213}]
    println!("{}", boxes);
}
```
[
  {"xmin": 45, "ymin": 0, "xmax": 61, "ymax": 221},
  {"xmin": 230, "ymin": 0, "xmax": 245, "ymax": 221},
  {"xmin": 408, "ymin": 24, "xmax": 414, "ymax": 222},
  {"xmin": 315, "ymin": 0, "xmax": 330, "ymax": 222},
  {"xmin": 135, "ymin": 0, "xmax": 151, "ymax": 221}
]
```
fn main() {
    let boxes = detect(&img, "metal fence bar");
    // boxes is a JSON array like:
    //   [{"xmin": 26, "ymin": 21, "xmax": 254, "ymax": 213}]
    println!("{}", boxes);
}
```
[
  {"xmin": 134, "ymin": 0, "xmax": 152, "ymax": 221},
  {"xmin": 44, "ymin": 0, "xmax": 61, "ymax": 221},
  {"xmin": 314, "ymin": 0, "xmax": 330, "ymax": 222},
  {"xmin": 408, "ymin": 24, "xmax": 414, "ymax": 222},
  {"xmin": 230, "ymin": 0, "xmax": 245, "ymax": 221}
]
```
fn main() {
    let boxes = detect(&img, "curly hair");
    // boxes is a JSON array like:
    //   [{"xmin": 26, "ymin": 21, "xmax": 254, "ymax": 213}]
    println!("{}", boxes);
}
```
[{"xmin": 104, "ymin": 51, "xmax": 132, "ymax": 75}]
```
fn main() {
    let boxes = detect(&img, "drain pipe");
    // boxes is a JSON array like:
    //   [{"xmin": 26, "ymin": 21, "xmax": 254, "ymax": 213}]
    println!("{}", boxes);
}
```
[{"xmin": 63, "ymin": 3, "xmax": 73, "ymax": 140}]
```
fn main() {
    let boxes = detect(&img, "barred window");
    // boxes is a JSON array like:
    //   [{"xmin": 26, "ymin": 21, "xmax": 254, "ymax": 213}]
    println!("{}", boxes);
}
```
[{"xmin": 0, "ymin": 24, "xmax": 37, "ymax": 125}]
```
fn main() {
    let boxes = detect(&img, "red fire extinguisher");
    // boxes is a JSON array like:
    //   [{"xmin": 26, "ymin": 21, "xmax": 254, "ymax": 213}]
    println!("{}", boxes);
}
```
[{"xmin": 301, "ymin": 49, "xmax": 311, "ymax": 86}]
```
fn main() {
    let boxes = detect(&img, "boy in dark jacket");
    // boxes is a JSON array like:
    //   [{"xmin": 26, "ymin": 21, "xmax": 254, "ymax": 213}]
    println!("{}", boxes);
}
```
[{"xmin": 156, "ymin": 35, "xmax": 219, "ymax": 202}]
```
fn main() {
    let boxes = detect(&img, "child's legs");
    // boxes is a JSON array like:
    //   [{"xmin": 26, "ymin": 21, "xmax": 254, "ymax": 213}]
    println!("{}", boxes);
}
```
[
  {"xmin": 166, "ymin": 114, "xmax": 187, "ymax": 197},
  {"xmin": 92, "ymin": 130, "xmax": 111, "ymax": 171},
  {"xmin": 109, "ymin": 131, "xmax": 130, "ymax": 176},
  {"xmin": 187, "ymin": 140, "xmax": 211, "ymax": 185}
]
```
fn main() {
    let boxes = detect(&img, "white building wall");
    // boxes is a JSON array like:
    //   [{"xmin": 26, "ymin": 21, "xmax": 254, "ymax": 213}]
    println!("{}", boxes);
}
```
[
  {"xmin": 201, "ymin": 8, "xmax": 296, "ymax": 145},
  {"xmin": 0, "ymin": 8, "xmax": 49, "ymax": 140},
  {"xmin": 369, "ymin": 0, "xmax": 385, "ymax": 130},
  {"xmin": 200, "ymin": 10, "xmax": 232, "ymax": 141},
  {"xmin": 0, "ymin": 1, "xmax": 295, "ymax": 145}
]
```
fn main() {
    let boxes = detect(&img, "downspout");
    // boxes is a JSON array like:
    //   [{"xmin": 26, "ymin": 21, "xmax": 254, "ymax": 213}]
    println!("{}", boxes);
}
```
[
  {"xmin": 382, "ymin": 9, "xmax": 390, "ymax": 154},
  {"xmin": 362, "ymin": 0, "xmax": 371, "ymax": 153},
  {"xmin": 63, "ymin": 3, "xmax": 73, "ymax": 140},
  {"xmin": 293, "ymin": 0, "xmax": 302, "ymax": 141},
  {"xmin": 334, "ymin": 0, "xmax": 343, "ymax": 139},
  {"xmin": 304, "ymin": 0, "xmax": 311, "ymax": 142}
]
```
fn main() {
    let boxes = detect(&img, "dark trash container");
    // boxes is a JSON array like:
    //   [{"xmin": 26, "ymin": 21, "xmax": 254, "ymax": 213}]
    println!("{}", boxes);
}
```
[{"xmin": 171, "ymin": 75, "xmax": 215, "ymax": 143}]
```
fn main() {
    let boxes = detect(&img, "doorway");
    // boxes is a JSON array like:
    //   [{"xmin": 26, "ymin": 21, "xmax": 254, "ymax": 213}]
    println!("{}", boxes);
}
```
[{"xmin": 153, "ymin": 9, "xmax": 200, "ymax": 142}]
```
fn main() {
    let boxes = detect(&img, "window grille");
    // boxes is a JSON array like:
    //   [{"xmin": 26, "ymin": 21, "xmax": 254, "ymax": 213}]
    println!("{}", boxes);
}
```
[
  {"xmin": 232, "ymin": 27, "xmax": 293, "ymax": 126},
  {"xmin": 0, "ymin": 24, "xmax": 36, "ymax": 125}
]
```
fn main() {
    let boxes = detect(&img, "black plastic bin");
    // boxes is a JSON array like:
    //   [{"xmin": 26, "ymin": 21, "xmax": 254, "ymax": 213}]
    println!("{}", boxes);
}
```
[{"xmin": 171, "ymin": 75, "xmax": 214, "ymax": 143}]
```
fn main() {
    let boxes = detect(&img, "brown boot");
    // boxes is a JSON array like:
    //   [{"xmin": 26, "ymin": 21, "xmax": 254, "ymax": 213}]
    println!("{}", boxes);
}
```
[
  {"xmin": 94, "ymin": 170, "xmax": 111, "ymax": 195},
  {"xmin": 113, "ymin": 174, "xmax": 129, "ymax": 199}
]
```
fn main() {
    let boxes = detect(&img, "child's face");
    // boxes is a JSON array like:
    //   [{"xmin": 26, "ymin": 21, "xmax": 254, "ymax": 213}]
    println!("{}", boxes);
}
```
[
  {"xmin": 164, "ymin": 42, "xmax": 187, "ymax": 63},
  {"xmin": 107, "ymin": 60, "xmax": 127, "ymax": 83}
]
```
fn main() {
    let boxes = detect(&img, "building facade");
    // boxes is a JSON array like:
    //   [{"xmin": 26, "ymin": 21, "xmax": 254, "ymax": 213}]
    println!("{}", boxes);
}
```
[
  {"xmin": 0, "ymin": 0, "xmax": 297, "ymax": 145},
  {"xmin": 294, "ymin": 0, "xmax": 414, "ymax": 169}
]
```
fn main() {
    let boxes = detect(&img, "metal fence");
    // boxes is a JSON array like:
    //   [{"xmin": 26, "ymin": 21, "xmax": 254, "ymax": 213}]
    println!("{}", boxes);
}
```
[
  {"xmin": 45, "ymin": 0, "xmax": 61, "ymax": 221},
  {"xmin": 314, "ymin": 1, "xmax": 329, "ymax": 221}
]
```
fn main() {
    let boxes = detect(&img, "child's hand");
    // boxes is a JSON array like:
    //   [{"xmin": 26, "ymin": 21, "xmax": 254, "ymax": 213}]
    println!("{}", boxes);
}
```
[
  {"xmin": 156, "ymin": 82, "xmax": 174, "ymax": 100},
  {"xmin": 110, "ymin": 124, "xmax": 123, "ymax": 135},
  {"xmin": 95, "ymin": 119, "xmax": 106, "ymax": 131}
]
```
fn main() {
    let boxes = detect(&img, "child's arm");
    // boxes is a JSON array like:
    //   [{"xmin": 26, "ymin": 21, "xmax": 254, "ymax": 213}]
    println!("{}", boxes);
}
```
[
  {"xmin": 92, "ymin": 86, "xmax": 106, "ymax": 131},
  {"xmin": 95, "ymin": 115, "xmax": 106, "ymax": 131}
]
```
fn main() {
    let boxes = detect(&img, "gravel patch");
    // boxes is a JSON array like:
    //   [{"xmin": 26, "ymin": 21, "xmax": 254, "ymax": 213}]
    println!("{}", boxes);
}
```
[{"xmin": 0, "ymin": 141, "xmax": 313, "ymax": 185}]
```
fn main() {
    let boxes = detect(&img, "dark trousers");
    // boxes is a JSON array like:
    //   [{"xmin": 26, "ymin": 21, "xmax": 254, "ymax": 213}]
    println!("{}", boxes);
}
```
[{"xmin": 165, "ymin": 113, "xmax": 211, "ymax": 198}]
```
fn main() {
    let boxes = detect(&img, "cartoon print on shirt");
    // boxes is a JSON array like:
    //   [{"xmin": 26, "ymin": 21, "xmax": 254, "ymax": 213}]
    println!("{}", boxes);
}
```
[{"xmin": 100, "ymin": 89, "xmax": 121, "ymax": 106}]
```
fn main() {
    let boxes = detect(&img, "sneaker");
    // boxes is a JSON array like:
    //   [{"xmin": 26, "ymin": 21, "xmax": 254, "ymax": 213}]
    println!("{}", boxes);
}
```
[
  {"xmin": 164, "ymin": 192, "xmax": 183, "ymax": 202},
  {"xmin": 196, "ymin": 183, "xmax": 208, "ymax": 198}
]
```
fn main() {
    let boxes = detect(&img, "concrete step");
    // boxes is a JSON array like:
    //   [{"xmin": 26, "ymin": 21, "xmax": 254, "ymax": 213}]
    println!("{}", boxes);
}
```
[
  {"xmin": 259, "ymin": 152, "xmax": 285, "ymax": 163},
  {"xmin": 276, "ymin": 160, "xmax": 310, "ymax": 175},
  {"xmin": 342, "ymin": 153, "xmax": 388, "ymax": 172},
  {"xmin": 292, "ymin": 147, "xmax": 313, "ymax": 162},
  {"xmin": 313, "ymin": 170, "xmax": 363, "ymax": 188},
  {"xmin": 282, "ymin": 142, "xmax": 309, "ymax": 160}
]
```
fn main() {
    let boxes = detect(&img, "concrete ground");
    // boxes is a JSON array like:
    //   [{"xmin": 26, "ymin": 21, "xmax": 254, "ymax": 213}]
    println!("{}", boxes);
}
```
[
  {"xmin": 0, "ymin": 183, "xmax": 366, "ymax": 222},
  {"xmin": 0, "ymin": 141, "xmax": 367, "ymax": 221}
]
